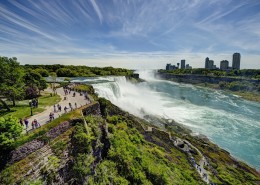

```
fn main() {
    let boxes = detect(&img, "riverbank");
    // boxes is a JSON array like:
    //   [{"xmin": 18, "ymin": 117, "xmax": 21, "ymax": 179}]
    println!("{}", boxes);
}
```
[
  {"xmin": 156, "ymin": 72, "xmax": 260, "ymax": 102},
  {"xmin": 196, "ymin": 82, "xmax": 260, "ymax": 102}
]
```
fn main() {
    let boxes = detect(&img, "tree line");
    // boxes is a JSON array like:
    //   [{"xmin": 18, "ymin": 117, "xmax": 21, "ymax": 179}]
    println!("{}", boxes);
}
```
[
  {"xmin": 159, "ymin": 68, "xmax": 260, "ymax": 79},
  {"xmin": 23, "ymin": 64, "xmax": 133, "ymax": 77},
  {"xmin": 0, "ymin": 57, "xmax": 47, "ymax": 111}
]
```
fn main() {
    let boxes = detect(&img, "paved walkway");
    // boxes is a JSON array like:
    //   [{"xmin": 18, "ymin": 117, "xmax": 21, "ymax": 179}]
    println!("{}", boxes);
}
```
[
  {"xmin": 24, "ymin": 87, "xmax": 89, "ymax": 132},
  {"xmin": 173, "ymin": 138, "xmax": 210, "ymax": 184}
]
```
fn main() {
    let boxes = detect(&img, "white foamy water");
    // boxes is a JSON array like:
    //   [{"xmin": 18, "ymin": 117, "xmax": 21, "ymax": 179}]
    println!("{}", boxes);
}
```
[{"xmin": 76, "ymin": 71, "xmax": 260, "ymax": 170}]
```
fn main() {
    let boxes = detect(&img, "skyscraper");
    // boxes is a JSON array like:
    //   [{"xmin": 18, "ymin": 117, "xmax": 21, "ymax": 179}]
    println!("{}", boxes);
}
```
[
  {"xmin": 205, "ymin": 57, "xmax": 209, "ymax": 69},
  {"xmin": 220, "ymin": 60, "xmax": 229, "ymax": 70},
  {"xmin": 208, "ymin": 60, "xmax": 214, "ymax": 69},
  {"xmin": 232, "ymin": 53, "xmax": 241, "ymax": 70},
  {"xmin": 181, "ymin": 60, "xmax": 185, "ymax": 69}
]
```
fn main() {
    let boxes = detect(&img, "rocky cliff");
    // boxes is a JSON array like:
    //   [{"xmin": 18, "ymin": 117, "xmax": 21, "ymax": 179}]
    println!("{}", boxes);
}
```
[{"xmin": 0, "ymin": 100, "xmax": 259, "ymax": 185}]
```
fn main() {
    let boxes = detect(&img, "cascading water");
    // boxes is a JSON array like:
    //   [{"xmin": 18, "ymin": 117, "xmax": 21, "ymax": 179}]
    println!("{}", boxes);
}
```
[{"xmin": 88, "ymin": 71, "xmax": 260, "ymax": 170}]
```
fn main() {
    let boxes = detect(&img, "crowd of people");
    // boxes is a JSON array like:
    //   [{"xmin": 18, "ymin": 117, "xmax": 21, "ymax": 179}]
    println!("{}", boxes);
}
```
[{"xmin": 19, "ymin": 84, "xmax": 90, "ymax": 133}]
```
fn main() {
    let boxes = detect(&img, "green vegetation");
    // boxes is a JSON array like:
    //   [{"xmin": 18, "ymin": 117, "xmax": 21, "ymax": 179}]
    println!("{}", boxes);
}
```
[
  {"xmin": 23, "ymin": 64, "xmax": 133, "ymax": 77},
  {"xmin": 159, "ymin": 68, "xmax": 260, "ymax": 79},
  {"xmin": 0, "ymin": 98, "xmax": 259, "ymax": 184},
  {"xmin": 0, "ymin": 93, "xmax": 61, "ymax": 119},
  {"xmin": 183, "ymin": 135, "xmax": 260, "ymax": 185},
  {"xmin": 0, "ymin": 56, "xmax": 48, "ymax": 111},
  {"xmin": 158, "ymin": 68, "xmax": 260, "ymax": 102},
  {"xmin": 0, "ymin": 117, "xmax": 23, "ymax": 151},
  {"xmin": 13, "ymin": 105, "xmax": 84, "ymax": 148}
]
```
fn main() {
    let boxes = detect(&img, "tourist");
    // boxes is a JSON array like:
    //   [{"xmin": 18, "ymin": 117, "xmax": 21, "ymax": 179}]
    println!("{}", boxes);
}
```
[
  {"xmin": 49, "ymin": 112, "xmax": 53, "ymax": 121},
  {"xmin": 54, "ymin": 105, "xmax": 57, "ymax": 112},
  {"xmin": 75, "ymin": 102, "xmax": 77, "ymax": 108},
  {"xmin": 19, "ymin": 118, "xmax": 23, "ymax": 126},
  {"xmin": 69, "ymin": 102, "xmax": 73, "ymax": 110},
  {"xmin": 24, "ymin": 118, "xmax": 29, "ymax": 129},
  {"xmin": 58, "ymin": 105, "xmax": 62, "ymax": 112},
  {"xmin": 31, "ymin": 120, "xmax": 35, "ymax": 129},
  {"xmin": 34, "ymin": 119, "xmax": 40, "ymax": 128},
  {"xmin": 64, "ymin": 106, "xmax": 68, "ymax": 113},
  {"xmin": 73, "ymin": 92, "xmax": 76, "ymax": 97}
]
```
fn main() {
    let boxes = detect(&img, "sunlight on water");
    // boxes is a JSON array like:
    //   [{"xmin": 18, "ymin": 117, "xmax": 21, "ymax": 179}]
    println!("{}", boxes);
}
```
[{"xmin": 74, "ymin": 71, "xmax": 260, "ymax": 170}]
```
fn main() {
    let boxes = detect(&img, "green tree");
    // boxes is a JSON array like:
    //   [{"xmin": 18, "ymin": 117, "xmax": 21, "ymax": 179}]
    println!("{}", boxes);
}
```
[
  {"xmin": 56, "ymin": 68, "xmax": 77, "ymax": 77},
  {"xmin": 0, "ymin": 116, "xmax": 23, "ymax": 150},
  {"xmin": 35, "ymin": 68, "xmax": 49, "ymax": 77},
  {"xmin": 24, "ymin": 70, "xmax": 47, "ymax": 97},
  {"xmin": 0, "ymin": 57, "xmax": 25, "ymax": 107}
]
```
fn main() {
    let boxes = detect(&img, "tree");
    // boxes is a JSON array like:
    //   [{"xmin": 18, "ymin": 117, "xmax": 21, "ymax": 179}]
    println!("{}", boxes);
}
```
[
  {"xmin": 56, "ymin": 68, "xmax": 77, "ymax": 77},
  {"xmin": 0, "ymin": 57, "xmax": 25, "ymax": 107},
  {"xmin": 24, "ymin": 70, "xmax": 47, "ymax": 98},
  {"xmin": 35, "ymin": 68, "xmax": 49, "ymax": 77},
  {"xmin": 0, "ymin": 116, "xmax": 23, "ymax": 150}
]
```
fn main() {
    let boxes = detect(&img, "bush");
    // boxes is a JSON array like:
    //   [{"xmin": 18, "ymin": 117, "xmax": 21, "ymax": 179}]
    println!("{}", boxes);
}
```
[{"xmin": 0, "ymin": 116, "xmax": 23, "ymax": 150}]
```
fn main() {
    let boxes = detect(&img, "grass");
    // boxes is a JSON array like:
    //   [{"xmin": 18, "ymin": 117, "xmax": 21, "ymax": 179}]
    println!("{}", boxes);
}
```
[
  {"xmin": 13, "ymin": 102, "xmax": 97, "ymax": 148},
  {"xmin": 0, "ymin": 127, "xmax": 75, "ymax": 185},
  {"xmin": 1, "ymin": 92, "xmax": 61, "ymax": 119},
  {"xmin": 13, "ymin": 106, "xmax": 83, "ymax": 148}
]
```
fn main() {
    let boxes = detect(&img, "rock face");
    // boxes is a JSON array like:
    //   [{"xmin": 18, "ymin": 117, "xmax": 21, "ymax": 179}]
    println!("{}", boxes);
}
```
[
  {"xmin": 46, "ymin": 121, "xmax": 71, "ymax": 140},
  {"xmin": 8, "ymin": 103, "xmax": 101, "ymax": 166},
  {"xmin": 82, "ymin": 102, "xmax": 101, "ymax": 116},
  {"xmin": 10, "ymin": 139, "xmax": 45, "ymax": 164}
]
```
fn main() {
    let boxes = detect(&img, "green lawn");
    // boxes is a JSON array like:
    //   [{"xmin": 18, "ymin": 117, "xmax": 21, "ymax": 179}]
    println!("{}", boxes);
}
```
[{"xmin": 0, "ymin": 93, "xmax": 61, "ymax": 119}]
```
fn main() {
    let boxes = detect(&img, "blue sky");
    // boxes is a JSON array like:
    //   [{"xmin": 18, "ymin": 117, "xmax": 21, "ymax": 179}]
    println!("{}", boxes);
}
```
[{"xmin": 1, "ymin": 0, "xmax": 260, "ymax": 69}]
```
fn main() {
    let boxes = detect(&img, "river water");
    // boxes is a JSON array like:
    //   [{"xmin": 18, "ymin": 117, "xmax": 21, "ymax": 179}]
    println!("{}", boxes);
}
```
[{"xmin": 73, "ymin": 71, "xmax": 260, "ymax": 170}]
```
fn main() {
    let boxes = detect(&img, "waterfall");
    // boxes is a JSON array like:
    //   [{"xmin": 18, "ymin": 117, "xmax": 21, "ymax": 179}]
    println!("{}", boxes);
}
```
[{"xmin": 90, "ymin": 72, "xmax": 260, "ymax": 170}]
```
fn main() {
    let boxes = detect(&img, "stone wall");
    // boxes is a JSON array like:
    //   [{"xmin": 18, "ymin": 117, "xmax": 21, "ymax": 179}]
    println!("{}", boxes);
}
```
[{"xmin": 9, "ymin": 103, "xmax": 101, "ymax": 165}]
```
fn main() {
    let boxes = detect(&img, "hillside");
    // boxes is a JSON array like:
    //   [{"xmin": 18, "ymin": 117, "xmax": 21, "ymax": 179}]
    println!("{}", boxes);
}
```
[{"xmin": 0, "ymin": 97, "xmax": 259, "ymax": 185}]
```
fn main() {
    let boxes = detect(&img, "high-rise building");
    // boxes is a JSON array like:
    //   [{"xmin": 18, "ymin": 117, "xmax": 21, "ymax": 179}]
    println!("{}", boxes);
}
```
[
  {"xmin": 220, "ymin": 60, "xmax": 229, "ymax": 70},
  {"xmin": 205, "ymin": 57, "xmax": 209, "ymax": 68},
  {"xmin": 181, "ymin": 60, "xmax": 185, "ymax": 69},
  {"xmin": 232, "ymin": 53, "xmax": 241, "ymax": 70},
  {"xmin": 166, "ymin": 63, "xmax": 171, "ymax": 70},
  {"xmin": 208, "ymin": 60, "xmax": 214, "ymax": 69},
  {"xmin": 186, "ymin": 64, "xmax": 192, "ymax": 69}
]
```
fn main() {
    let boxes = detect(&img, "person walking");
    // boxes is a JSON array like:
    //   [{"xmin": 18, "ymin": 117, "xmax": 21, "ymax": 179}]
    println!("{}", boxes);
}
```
[
  {"xmin": 24, "ymin": 118, "xmax": 29, "ymax": 129},
  {"xmin": 75, "ymin": 102, "xmax": 77, "ymax": 109},
  {"xmin": 58, "ymin": 105, "xmax": 62, "ymax": 112},
  {"xmin": 64, "ymin": 106, "xmax": 68, "ymax": 113},
  {"xmin": 31, "ymin": 120, "xmax": 35, "ymax": 129},
  {"xmin": 54, "ymin": 105, "xmax": 57, "ymax": 112}
]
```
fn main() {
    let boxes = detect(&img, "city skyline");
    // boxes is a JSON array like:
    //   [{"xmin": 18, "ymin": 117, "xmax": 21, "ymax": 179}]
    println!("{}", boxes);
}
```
[{"xmin": 1, "ymin": 0, "xmax": 260, "ymax": 69}]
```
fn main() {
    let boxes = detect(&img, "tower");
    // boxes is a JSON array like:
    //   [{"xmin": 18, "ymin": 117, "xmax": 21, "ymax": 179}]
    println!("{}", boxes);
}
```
[
  {"xmin": 232, "ymin": 53, "xmax": 241, "ymax": 70},
  {"xmin": 205, "ymin": 57, "xmax": 209, "ymax": 69},
  {"xmin": 208, "ymin": 60, "xmax": 214, "ymax": 69},
  {"xmin": 181, "ymin": 60, "xmax": 185, "ymax": 69},
  {"xmin": 220, "ymin": 60, "xmax": 229, "ymax": 70}
]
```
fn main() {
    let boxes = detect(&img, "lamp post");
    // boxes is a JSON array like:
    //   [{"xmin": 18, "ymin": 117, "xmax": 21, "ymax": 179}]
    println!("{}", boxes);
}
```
[{"xmin": 29, "ymin": 100, "xmax": 33, "ymax": 116}]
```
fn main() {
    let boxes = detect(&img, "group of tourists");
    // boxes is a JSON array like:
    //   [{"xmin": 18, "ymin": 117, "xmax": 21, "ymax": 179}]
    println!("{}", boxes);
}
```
[
  {"xmin": 19, "ymin": 118, "xmax": 40, "ymax": 130},
  {"xmin": 19, "ymin": 84, "xmax": 89, "ymax": 132},
  {"xmin": 54, "ymin": 104, "xmax": 62, "ymax": 112}
]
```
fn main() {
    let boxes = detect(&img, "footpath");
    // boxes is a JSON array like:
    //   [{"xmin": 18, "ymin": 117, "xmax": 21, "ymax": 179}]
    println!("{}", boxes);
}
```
[{"xmin": 25, "ymin": 87, "xmax": 89, "ymax": 132}]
